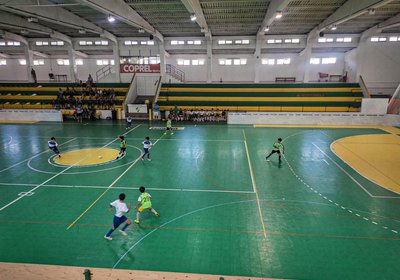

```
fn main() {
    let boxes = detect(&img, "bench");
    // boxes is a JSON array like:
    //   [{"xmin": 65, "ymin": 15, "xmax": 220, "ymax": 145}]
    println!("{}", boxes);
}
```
[{"xmin": 275, "ymin": 77, "xmax": 296, "ymax": 83}]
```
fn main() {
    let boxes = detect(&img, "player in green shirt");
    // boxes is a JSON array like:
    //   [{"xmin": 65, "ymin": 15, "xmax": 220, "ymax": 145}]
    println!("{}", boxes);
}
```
[
  {"xmin": 164, "ymin": 116, "xmax": 174, "ymax": 135},
  {"xmin": 134, "ymin": 186, "xmax": 160, "ymax": 224},
  {"xmin": 116, "ymin": 135, "xmax": 126, "ymax": 159},
  {"xmin": 266, "ymin": 138, "xmax": 285, "ymax": 162}
]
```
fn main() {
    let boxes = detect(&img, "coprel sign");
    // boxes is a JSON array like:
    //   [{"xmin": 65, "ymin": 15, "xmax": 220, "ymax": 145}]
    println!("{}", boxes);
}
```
[{"xmin": 120, "ymin": 64, "xmax": 160, "ymax": 73}]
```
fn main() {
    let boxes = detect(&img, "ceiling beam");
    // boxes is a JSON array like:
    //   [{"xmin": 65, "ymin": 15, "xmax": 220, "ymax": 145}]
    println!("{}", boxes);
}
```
[
  {"xmin": 317, "ymin": 0, "xmax": 396, "ymax": 32},
  {"xmin": 0, "ymin": 30, "xmax": 28, "ymax": 45},
  {"xmin": 361, "ymin": 12, "xmax": 400, "ymax": 39},
  {"xmin": 258, "ymin": 0, "xmax": 291, "ymax": 34},
  {"xmin": 0, "ymin": 0, "xmax": 117, "ymax": 43},
  {"xmin": 79, "ymin": 0, "xmax": 163, "ymax": 41},
  {"xmin": 180, "ymin": 0, "xmax": 209, "ymax": 33}
]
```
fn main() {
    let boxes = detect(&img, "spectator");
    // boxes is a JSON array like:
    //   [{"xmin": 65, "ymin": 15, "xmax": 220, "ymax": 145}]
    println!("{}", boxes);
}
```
[
  {"xmin": 31, "ymin": 68, "xmax": 37, "ymax": 83},
  {"xmin": 87, "ymin": 74, "xmax": 93, "ymax": 85}
]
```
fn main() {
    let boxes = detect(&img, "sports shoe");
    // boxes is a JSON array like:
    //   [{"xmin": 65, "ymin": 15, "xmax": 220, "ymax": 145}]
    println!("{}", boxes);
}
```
[
  {"xmin": 104, "ymin": 235, "xmax": 112, "ymax": 241},
  {"xmin": 119, "ymin": 230, "xmax": 127, "ymax": 236},
  {"xmin": 141, "ymin": 157, "xmax": 144, "ymax": 161},
  {"xmin": 155, "ymin": 213, "xmax": 160, "ymax": 217},
  {"xmin": 147, "ymin": 158, "xmax": 151, "ymax": 161},
  {"xmin": 134, "ymin": 219, "xmax": 140, "ymax": 224},
  {"xmin": 171, "ymin": 132, "xmax": 174, "ymax": 135}
]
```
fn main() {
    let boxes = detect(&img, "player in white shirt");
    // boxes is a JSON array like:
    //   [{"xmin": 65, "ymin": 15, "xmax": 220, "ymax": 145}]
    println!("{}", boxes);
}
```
[
  {"xmin": 48, "ymin": 137, "xmax": 61, "ymax": 158},
  {"xmin": 126, "ymin": 116, "xmax": 133, "ymax": 130},
  {"xmin": 141, "ymin": 136, "xmax": 153, "ymax": 161},
  {"xmin": 104, "ymin": 193, "xmax": 132, "ymax": 240}
]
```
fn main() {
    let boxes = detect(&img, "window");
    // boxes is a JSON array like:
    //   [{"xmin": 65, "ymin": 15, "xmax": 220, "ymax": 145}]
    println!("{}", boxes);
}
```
[
  {"xmin": 177, "ymin": 59, "xmax": 184, "ymax": 65},
  {"xmin": 267, "ymin": 39, "xmax": 275, "ymax": 44},
  {"xmin": 262, "ymin": 58, "xmax": 275, "ymax": 65},
  {"xmin": 183, "ymin": 59, "xmax": 190, "ymax": 66},
  {"xmin": 0, "ymin": 42, "xmax": 5, "ymax": 46},
  {"xmin": 79, "ymin": 41, "xmax": 93, "ymax": 46},
  {"xmin": 36, "ymin": 41, "xmax": 43, "ymax": 46},
  {"xmin": 284, "ymin": 39, "xmax": 292, "ymax": 43},
  {"xmin": 171, "ymin": 40, "xmax": 178, "ymax": 45},
  {"xmin": 242, "ymin": 39, "xmax": 250, "ymax": 44},
  {"xmin": 310, "ymin": 58, "xmax": 320, "ymax": 64},
  {"xmin": 318, "ymin": 38, "xmax": 326, "ymax": 43},
  {"xmin": 321, "ymin": 57, "xmax": 336, "ymax": 64},
  {"xmin": 194, "ymin": 40, "xmax": 201, "ymax": 45},
  {"xmin": 291, "ymin": 38, "xmax": 300, "ymax": 43},
  {"xmin": 370, "ymin": 37, "xmax": 379, "ymax": 42},
  {"xmin": 19, "ymin": 59, "xmax": 26, "ymax": 65},
  {"xmin": 0, "ymin": 59, "xmax": 6, "ymax": 65},
  {"xmin": 6, "ymin": 41, "xmax": 21, "ymax": 46},
  {"xmin": 33, "ymin": 59, "xmax": 44, "ymax": 65},
  {"xmin": 187, "ymin": 40, "xmax": 194, "ymax": 45},
  {"xmin": 218, "ymin": 58, "xmax": 246, "ymax": 66},
  {"xmin": 147, "ymin": 41, "xmax": 154, "ymax": 45},
  {"xmin": 57, "ymin": 59, "xmax": 70, "ymax": 65},
  {"xmin": 140, "ymin": 41, "xmax": 147, "ymax": 45},
  {"xmin": 94, "ymin": 40, "xmax": 108, "ymax": 45},
  {"xmin": 198, "ymin": 59, "xmax": 205, "ymax": 65},
  {"xmin": 336, "ymin": 38, "xmax": 344, "ymax": 42},
  {"xmin": 326, "ymin": 38, "xmax": 334, "ymax": 43},
  {"xmin": 225, "ymin": 40, "xmax": 232, "ymax": 44},
  {"xmin": 235, "ymin": 40, "xmax": 242, "ymax": 44},
  {"xmin": 124, "ymin": 40, "xmax": 138, "ymax": 45},
  {"xmin": 275, "ymin": 39, "xmax": 282, "ymax": 43},
  {"xmin": 379, "ymin": 37, "xmax": 387, "ymax": 42},
  {"xmin": 276, "ymin": 58, "xmax": 291, "ymax": 65},
  {"xmin": 218, "ymin": 40, "xmax": 226, "ymax": 45},
  {"xmin": 389, "ymin": 36, "xmax": 398, "ymax": 42},
  {"xmin": 343, "ymin": 37, "xmax": 352, "ymax": 42},
  {"xmin": 96, "ymin": 59, "xmax": 110, "ymax": 66},
  {"xmin": 178, "ymin": 41, "xmax": 185, "ymax": 45},
  {"xmin": 75, "ymin": 59, "xmax": 83, "ymax": 65}
]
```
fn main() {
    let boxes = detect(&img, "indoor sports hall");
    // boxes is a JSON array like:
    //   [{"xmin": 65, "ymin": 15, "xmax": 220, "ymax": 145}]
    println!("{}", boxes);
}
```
[{"xmin": 0, "ymin": 1, "xmax": 399, "ymax": 280}]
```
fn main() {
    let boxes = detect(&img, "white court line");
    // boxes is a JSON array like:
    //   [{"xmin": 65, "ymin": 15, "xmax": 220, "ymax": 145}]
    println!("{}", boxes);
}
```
[
  {"xmin": 0, "ymin": 137, "xmax": 77, "ymax": 173},
  {"xmin": 0, "ymin": 182, "xmax": 254, "ymax": 194},
  {"xmin": 66, "ymin": 131, "xmax": 163, "ymax": 230},
  {"xmin": 323, "ymin": 159, "xmax": 330, "ymax": 165},
  {"xmin": 311, "ymin": 142, "xmax": 400, "ymax": 199},
  {"xmin": 242, "ymin": 130, "xmax": 267, "ymax": 239},
  {"xmin": 0, "ymin": 125, "xmax": 141, "ymax": 213},
  {"xmin": 15, "ymin": 136, "xmax": 244, "ymax": 142}
]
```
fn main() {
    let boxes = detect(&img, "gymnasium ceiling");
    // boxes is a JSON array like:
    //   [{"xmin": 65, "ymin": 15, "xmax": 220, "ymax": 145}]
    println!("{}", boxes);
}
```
[{"xmin": 0, "ymin": 0, "xmax": 399, "ymax": 40}]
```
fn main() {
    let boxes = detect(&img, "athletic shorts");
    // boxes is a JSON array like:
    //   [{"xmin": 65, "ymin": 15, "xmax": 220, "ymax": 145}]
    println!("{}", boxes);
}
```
[
  {"xmin": 138, "ymin": 206, "xmax": 152, "ymax": 213},
  {"xmin": 113, "ymin": 215, "xmax": 127, "ymax": 228},
  {"xmin": 120, "ymin": 147, "xmax": 126, "ymax": 152},
  {"xmin": 143, "ymin": 148, "xmax": 149, "ymax": 154},
  {"xmin": 49, "ymin": 146, "xmax": 59, "ymax": 154},
  {"xmin": 271, "ymin": 149, "xmax": 281, "ymax": 155}
]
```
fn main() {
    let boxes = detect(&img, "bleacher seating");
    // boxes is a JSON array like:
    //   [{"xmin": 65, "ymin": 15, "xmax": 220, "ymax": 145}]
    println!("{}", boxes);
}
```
[
  {"xmin": 0, "ymin": 82, "xmax": 129, "ymax": 110},
  {"xmin": 158, "ymin": 83, "xmax": 363, "ymax": 112}
]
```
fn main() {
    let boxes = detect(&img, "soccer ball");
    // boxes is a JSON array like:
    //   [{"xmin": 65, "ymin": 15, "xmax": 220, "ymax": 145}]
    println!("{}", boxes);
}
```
[{"xmin": 98, "ymin": 155, "xmax": 103, "ymax": 159}]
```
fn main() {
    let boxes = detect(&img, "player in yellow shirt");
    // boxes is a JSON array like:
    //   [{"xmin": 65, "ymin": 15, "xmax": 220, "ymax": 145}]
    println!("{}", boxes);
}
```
[
  {"xmin": 164, "ymin": 116, "xmax": 174, "ymax": 135},
  {"xmin": 134, "ymin": 186, "xmax": 160, "ymax": 224}
]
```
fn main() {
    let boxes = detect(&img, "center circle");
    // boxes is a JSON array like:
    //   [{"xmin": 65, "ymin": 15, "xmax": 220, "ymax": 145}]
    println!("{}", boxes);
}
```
[{"xmin": 53, "ymin": 147, "xmax": 120, "ymax": 167}]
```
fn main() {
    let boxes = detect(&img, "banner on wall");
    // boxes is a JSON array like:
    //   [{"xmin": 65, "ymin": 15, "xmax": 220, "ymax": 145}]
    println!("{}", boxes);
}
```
[{"xmin": 120, "ymin": 64, "xmax": 160, "ymax": 73}]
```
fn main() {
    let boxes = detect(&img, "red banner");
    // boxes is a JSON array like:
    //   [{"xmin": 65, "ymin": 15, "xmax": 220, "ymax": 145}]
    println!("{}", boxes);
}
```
[{"xmin": 120, "ymin": 64, "xmax": 160, "ymax": 73}]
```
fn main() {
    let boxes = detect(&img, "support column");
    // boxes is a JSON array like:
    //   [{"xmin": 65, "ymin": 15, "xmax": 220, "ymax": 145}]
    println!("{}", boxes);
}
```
[
  {"xmin": 24, "ymin": 46, "xmax": 34, "ymax": 82},
  {"xmin": 158, "ymin": 39, "xmax": 166, "ymax": 82},
  {"xmin": 113, "ymin": 42, "xmax": 121, "ymax": 83},
  {"xmin": 206, "ymin": 37, "xmax": 212, "ymax": 83},
  {"xmin": 302, "ymin": 46, "xmax": 312, "ymax": 83},
  {"xmin": 254, "ymin": 33, "xmax": 263, "ymax": 83},
  {"xmin": 67, "ymin": 47, "xmax": 77, "ymax": 82}
]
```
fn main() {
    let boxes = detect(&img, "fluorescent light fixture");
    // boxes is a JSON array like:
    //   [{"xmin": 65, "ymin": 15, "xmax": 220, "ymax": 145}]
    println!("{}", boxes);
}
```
[
  {"xmin": 275, "ymin": 11, "xmax": 283, "ymax": 19},
  {"xmin": 190, "ymin": 14, "xmax": 197, "ymax": 21},
  {"xmin": 107, "ymin": 15, "xmax": 115, "ymax": 23},
  {"xmin": 331, "ymin": 25, "xmax": 337, "ymax": 30},
  {"xmin": 264, "ymin": 26, "xmax": 270, "ymax": 32},
  {"xmin": 138, "ymin": 28, "xmax": 145, "ymax": 33}
]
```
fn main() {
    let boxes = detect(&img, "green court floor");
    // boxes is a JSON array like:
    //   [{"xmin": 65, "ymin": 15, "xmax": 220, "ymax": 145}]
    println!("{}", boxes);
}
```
[{"xmin": 0, "ymin": 121, "xmax": 399, "ymax": 280}]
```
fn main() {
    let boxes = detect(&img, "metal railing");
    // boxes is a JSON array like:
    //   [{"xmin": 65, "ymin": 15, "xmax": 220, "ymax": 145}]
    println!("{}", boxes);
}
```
[
  {"xmin": 166, "ymin": 64, "xmax": 185, "ymax": 82},
  {"xmin": 359, "ymin": 75, "xmax": 371, "ymax": 98},
  {"xmin": 96, "ymin": 64, "xmax": 115, "ymax": 82}
]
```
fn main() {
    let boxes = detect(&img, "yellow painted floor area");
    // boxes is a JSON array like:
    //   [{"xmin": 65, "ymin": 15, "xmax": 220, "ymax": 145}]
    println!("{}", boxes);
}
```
[
  {"xmin": 331, "ymin": 134, "xmax": 400, "ymax": 194},
  {"xmin": 54, "ymin": 148, "xmax": 119, "ymax": 166}
]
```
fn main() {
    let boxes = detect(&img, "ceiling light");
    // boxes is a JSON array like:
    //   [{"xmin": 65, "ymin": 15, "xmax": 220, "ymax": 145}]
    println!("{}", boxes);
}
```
[
  {"xmin": 368, "ymin": 8, "xmax": 376, "ymax": 15},
  {"xmin": 190, "ymin": 14, "xmax": 197, "ymax": 21},
  {"xmin": 138, "ymin": 28, "xmax": 145, "ymax": 33},
  {"xmin": 78, "ymin": 29, "xmax": 86, "ymax": 34},
  {"xmin": 275, "ymin": 11, "xmax": 283, "ymax": 19},
  {"xmin": 107, "ymin": 15, "xmax": 115, "ymax": 23},
  {"xmin": 264, "ymin": 26, "xmax": 270, "ymax": 32},
  {"xmin": 331, "ymin": 25, "xmax": 337, "ymax": 30}
]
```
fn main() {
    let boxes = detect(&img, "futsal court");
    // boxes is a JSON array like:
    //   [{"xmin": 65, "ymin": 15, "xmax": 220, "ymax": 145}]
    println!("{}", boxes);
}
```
[{"xmin": 0, "ymin": 121, "xmax": 399, "ymax": 280}]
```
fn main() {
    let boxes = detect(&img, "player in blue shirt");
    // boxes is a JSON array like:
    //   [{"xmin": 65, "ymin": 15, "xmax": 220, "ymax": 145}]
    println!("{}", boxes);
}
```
[
  {"xmin": 141, "ymin": 136, "xmax": 153, "ymax": 161},
  {"xmin": 48, "ymin": 137, "xmax": 61, "ymax": 158}
]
